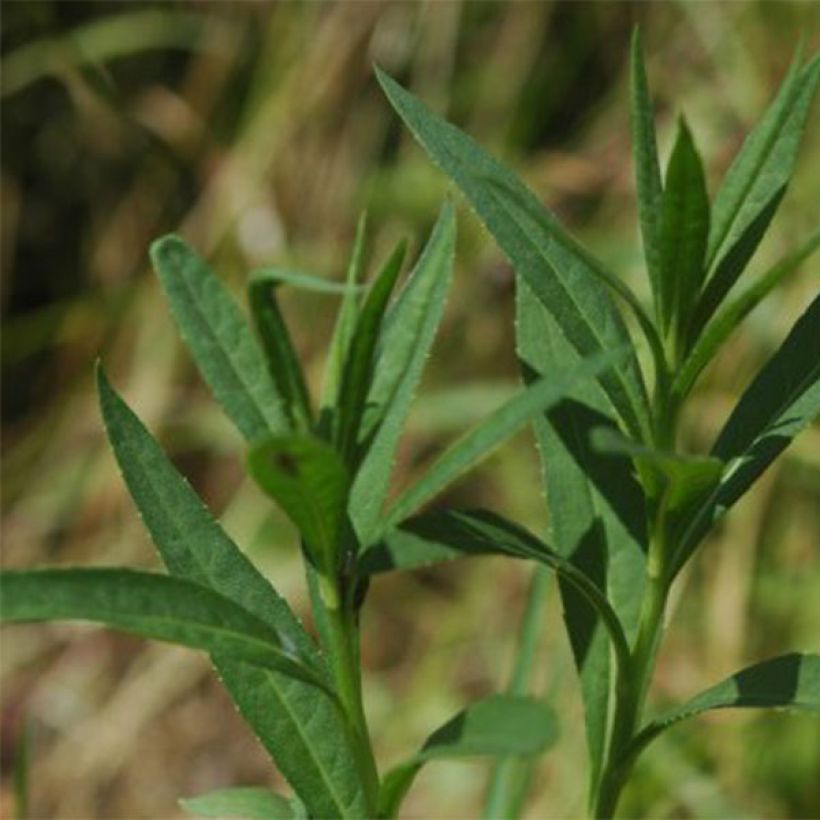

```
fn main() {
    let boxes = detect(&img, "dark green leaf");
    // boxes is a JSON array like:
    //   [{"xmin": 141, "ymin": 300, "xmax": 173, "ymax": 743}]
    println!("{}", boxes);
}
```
[
  {"xmin": 247, "ymin": 435, "xmax": 350, "ymax": 575},
  {"xmin": 672, "ymin": 226, "xmax": 820, "ymax": 403},
  {"xmin": 97, "ymin": 368, "xmax": 369, "ymax": 819},
  {"xmin": 180, "ymin": 787, "xmax": 305, "ymax": 819},
  {"xmin": 658, "ymin": 117, "xmax": 709, "ymax": 345},
  {"xmin": 150, "ymin": 235, "xmax": 289, "ymax": 441},
  {"xmin": 336, "ymin": 239, "xmax": 407, "ymax": 464},
  {"xmin": 350, "ymin": 203, "xmax": 455, "ymax": 545},
  {"xmin": 516, "ymin": 283, "xmax": 647, "ymax": 800},
  {"xmin": 247, "ymin": 273, "xmax": 313, "ymax": 430},
  {"xmin": 622, "ymin": 653, "xmax": 820, "ymax": 767},
  {"xmin": 321, "ymin": 212, "xmax": 369, "ymax": 411},
  {"xmin": 0, "ymin": 569, "xmax": 325, "ymax": 690},
  {"xmin": 672, "ymin": 294, "xmax": 820, "ymax": 575},
  {"xmin": 630, "ymin": 28, "xmax": 665, "ymax": 306},
  {"xmin": 381, "ymin": 347, "xmax": 628, "ymax": 532},
  {"xmin": 378, "ymin": 695, "xmax": 558, "ymax": 818},
  {"xmin": 376, "ymin": 67, "xmax": 652, "ymax": 441}
]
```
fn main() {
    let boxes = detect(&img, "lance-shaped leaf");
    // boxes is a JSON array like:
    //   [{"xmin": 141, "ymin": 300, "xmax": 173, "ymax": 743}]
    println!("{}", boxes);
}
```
[
  {"xmin": 658, "ymin": 117, "xmax": 709, "ymax": 344},
  {"xmin": 247, "ymin": 434, "xmax": 350, "ymax": 574},
  {"xmin": 376, "ymin": 67, "xmax": 652, "ymax": 441},
  {"xmin": 516, "ymin": 283, "xmax": 647, "ymax": 801},
  {"xmin": 696, "ymin": 53, "xmax": 820, "ymax": 330},
  {"xmin": 0, "ymin": 569, "xmax": 326, "ymax": 691},
  {"xmin": 150, "ymin": 235, "xmax": 289, "ymax": 441},
  {"xmin": 180, "ymin": 787, "xmax": 306, "ymax": 820},
  {"xmin": 248, "ymin": 272, "xmax": 313, "ymax": 431},
  {"xmin": 672, "ymin": 294, "xmax": 820, "ymax": 576},
  {"xmin": 381, "ymin": 347, "xmax": 628, "ymax": 532},
  {"xmin": 321, "ymin": 212, "xmax": 369, "ymax": 411},
  {"xmin": 620, "ymin": 653, "xmax": 820, "ymax": 770},
  {"xmin": 336, "ymin": 240, "xmax": 407, "ymax": 465},
  {"xmin": 673, "ymin": 226, "xmax": 820, "ymax": 403},
  {"xmin": 97, "ymin": 369, "xmax": 369, "ymax": 819},
  {"xmin": 350, "ymin": 203, "xmax": 455, "ymax": 545},
  {"xmin": 630, "ymin": 28, "xmax": 665, "ymax": 307},
  {"xmin": 378, "ymin": 695, "xmax": 558, "ymax": 818}
]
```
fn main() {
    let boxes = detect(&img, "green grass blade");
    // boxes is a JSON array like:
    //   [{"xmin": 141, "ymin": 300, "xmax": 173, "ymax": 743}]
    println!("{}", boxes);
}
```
[
  {"xmin": 378, "ymin": 695, "xmax": 558, "ymax": 818},
  {"xmin": 247, "ymin": 434, "xmax": 350, "ymax": 575},
  {"xmin": 673, "ymin": 226, "xmax": 820, "ymax": 402},
  {"xmin": 700, "ymin": 53, "xmax": 820, "ymax": 321},
  {"xmin": 630, "ymin": 28, "xmax": 665, "ymax": 308},
  {"xmin": 376, "ymin": 67, "xmax": 652, "ymax": 441},
  {"xmin": 621, "ymin": 653, "xmax": 820, "ymax": 770},
  {"xmin": 672, "ymin": 294, "xmax": 820, "ymax": 576},
  {"xmin": 517, "ymin": 283, "xmax": 647, "ymax": 802},
  {"xmin": 97, "ymin": 367, "xmax": 368, "ymax": 819},
  {"xmin": 484, "ymin": 566, "xmax": 551, "ymax": 820},
  {"xmin": 248, "ymin": 273, "xmax": 313, "ymax": 431},
  {"xmin": 150, "ymin": 235, "xmax": 289, "ymax": 442},
  {"xmin": 0, "ymin": 569, "xmax": 326, "ymax": 690},
  {"xmin": 382, "ymin": 347, "xmax": 627, "ymax": 532},
  {"xmin": 658, "ymin": 117, "xmax": 710, "ymax": 346},
  {"xmin": 336, "ymin": 239, "xmax": 407, "ymax": 465},
  {"xmin": 322, "ymin": 212, "xmax": 369, "ymax": 411},
  {"xmin": 350, "ymin": 203, "xmax": 455, "ymax": 544},
  {"xmin": 180, "ymin": 787, "xmax": 304, "ymax": 819}
]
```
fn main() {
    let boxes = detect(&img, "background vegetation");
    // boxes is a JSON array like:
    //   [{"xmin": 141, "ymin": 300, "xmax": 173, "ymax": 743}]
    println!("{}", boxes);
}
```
[{"xmin": 2, "ymin": 2, "xmax": 818, "ymax": 817}]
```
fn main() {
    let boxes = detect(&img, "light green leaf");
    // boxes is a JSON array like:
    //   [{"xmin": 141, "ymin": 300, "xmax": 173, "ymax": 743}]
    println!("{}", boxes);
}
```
[
  {"xmin": 249, "ymin": 268, "xmax": 367, "ymax": 296},
  {"xmin": 381, "ymin": 347, "xmax": 628, "ymax": 532},
  {"xmin": 336, "ymin": 239, "xmax": 407, "ymax": 465},
  {"xmin": 630, "ymin": 27, "xmax": 665, "ymax": 306},
  {"xmin": 97, "ymin": 368, "xmax": 369, "ymax": 819},
  {"xmin": 248, "ymin": 435, "xmax": 350, "ymax": 574},
  {"xmin": 658, "ymin": 117, "xmax": 709, "ymax": 345},
  {"xmin": 621, "ymin": 653, "xmax": 820, "ymax": 768},
  {"xmin": 672, "ymin": 226, "xmax": 820, "ymax": 403},
  {"xmin": 247, "ymin": 273, "xmax": 313, "ymax": 431},
  {"xmin": 516, "ymin": 283, "xmax": 647, "ymax": 802},
  {"xmin": 672, "ymin": 294, "xmax": 820, "ymax": 575},
  {"xmin": 180, "ymin": 787, "xmax": 305, "ymax": 819},
  {"xmin": 378, "ymin": 695, "xmax": 558, "ymax": 818},
  {"xmin": 150, "ymin": 235, "xmax": 289, "ymax": 442},
  {"xmin": 321, "ymin": 212, "xmax": 369, "ymax": 411},
  {"xmin": 350, "ymin": 203, "xmax": 455, "ymax": 545},
  {"xmin": 698, "ymin": 52, "xmax": 820, "ymax": 327},
  {"xmin": 376, "ymin": 67, "xmax": 652, "ymax": 441},
  {"xmin": 0, "ymin": 569, "xmax": 325, "ymax": 690}
]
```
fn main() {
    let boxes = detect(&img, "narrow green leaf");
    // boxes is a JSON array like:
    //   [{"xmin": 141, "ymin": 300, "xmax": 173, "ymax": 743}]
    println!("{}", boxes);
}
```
[
  {"xmin": 248, "ymin": 273, "xmax": 313, "ymax": 430},
  {"xmin": 149, "ymin": 235, "xmax": 289, "ymax": 441},
  {"xmin": 97, "ymin": 368, "xmax": 369, "ymax": 819},
  {"xmin": 180, "ymin": 787, "xmax": 305, "ymax": 819},
  {"xmin": 658, "ymin": 117, "xmax": 709, "ymax": 344},
  {"xmin": 350, "ymin": 203, "xmax": 455, "ymax": 545},
  {"xmin": 699, "ymin": 53, "xmax": 820, "ymax": 325},
  {"xmin": 672, "ymin": 294, "xmax": 820, "ymax": 575},
  {"xmin": 484, "ymin": 567, "xmax": 552, "ymax": 820},
  {"xmin": 381, "ymin": 347, "xmax": 628, "ymax": 532},
  {"xmin": 247, "ymin": 434, "xmax": 351, "ymax": 574},
  {"xmin": 336, "ymin": 239, "xmax": 407, "ymax": 465},
  {"xmin": 249, "ymin": 268, "xmax": 367, "ymax": 295},
  {"xmin": 0, "ymin": 569, "xmax": 325, "ymax": 690},
  {"xmin": 630, "ymin": 27, "xmax": 665, "ymax": 305},
  {"xmin": 376, "ymin": 67, "xmax": 652, "ymax": 441},
  {"xmin": 672, "ymin": 226, "xmax": 820, "ymax": 403},
  {"xmin": 378, "ymin": 695, "xmax": 558, "ymax": 818},
  {"xmin": 621, "ymin": 653, "xmax": 820, "ymax": 768},
  {"xmin": 322, "ymin": 212, "xmax": 369, "ymax": 410},
  {"xmin": 516, "ymin": 283, "xmax": 647, "ymax": 801}
]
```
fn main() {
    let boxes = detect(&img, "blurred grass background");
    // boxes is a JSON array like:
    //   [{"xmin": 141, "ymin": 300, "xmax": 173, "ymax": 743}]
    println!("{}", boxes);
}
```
[{"xmin": 1, "ymin": 2, "xmax": 819, "ymax": 818}]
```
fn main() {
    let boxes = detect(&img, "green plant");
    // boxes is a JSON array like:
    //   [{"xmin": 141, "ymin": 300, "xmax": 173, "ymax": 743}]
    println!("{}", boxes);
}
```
[
  {"xmin": 373, "ymin": 29, "xmax": 820, "ymax": 818},
  {"xmin": 6, "ymin": 200, "xmax": 639, "ymax": 817}
]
